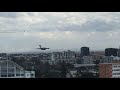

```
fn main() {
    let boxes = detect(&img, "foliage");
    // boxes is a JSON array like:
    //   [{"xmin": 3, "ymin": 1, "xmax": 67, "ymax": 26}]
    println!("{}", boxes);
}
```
[{"xmin": 11, "ymin": 57, "xmax": 75, "ymax": 78}]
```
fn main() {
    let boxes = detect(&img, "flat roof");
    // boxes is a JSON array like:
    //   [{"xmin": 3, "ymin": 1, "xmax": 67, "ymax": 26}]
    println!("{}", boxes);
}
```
[
  {"xmin": 74, "ymin": 64, "xmax": 96, "ymax": 67},
  {"xmin": 99, "ymin": 63, "xmax": 120, "ymax": 65}
]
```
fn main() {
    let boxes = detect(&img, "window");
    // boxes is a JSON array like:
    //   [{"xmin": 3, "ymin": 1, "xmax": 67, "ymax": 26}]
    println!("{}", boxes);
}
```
[
  {"xmin": 8, "ymin": 68, "xmax": 14, "ymax": 74},
  {"xmin": 113, "ymin": 66, "xmax": 117, "ymax": 68},
  {"xmin": 21, "ymin": 74, "xmax": 24, "ymax": 76},
  {"xmin": 16, "ymin": 74, "xmax": 20, "ymax": 76},
  {"xmin": 8, "ymin": 62, "xmax": 14, "ymax": 67},
  {"xmin": 1, "ymin": 75, "xmax": 7, "ymax": 77},
  {"xmin": 31, "ymin": 74, "xmax": 34, "ymax": 76},
  {"xmin": 113, "ymin": 69, "xmax": 120, "ymax": 71},
  {"xmin": 8, "ymin": 74, "xmax": 14, "ymax": 77},
  {"xmin": 113, "ymin": 73, "xmax": 120, "ymax": 75}
]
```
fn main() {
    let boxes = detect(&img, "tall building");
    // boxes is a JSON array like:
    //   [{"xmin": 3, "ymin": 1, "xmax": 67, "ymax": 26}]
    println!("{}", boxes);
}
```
[
  {"xmin": 117, "ymin": 46, "xmax": 120, "ymax": 57},
  {"xmin": 105, "ymin": 48, "xmax": 118, "ymax": 56},
  {"xmin": 81, "ymin": 47, "xmax": 90, "ymax": 57},
  {"xmin": 99, "ymin": 63, "xmax": 120, "ymax": 78}
]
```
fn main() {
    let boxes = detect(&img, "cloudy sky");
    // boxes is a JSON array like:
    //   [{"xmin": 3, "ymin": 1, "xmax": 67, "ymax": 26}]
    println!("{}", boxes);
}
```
[{"xmin": 0, "ymin": 12, "xmax": 120, "ymax": 53}]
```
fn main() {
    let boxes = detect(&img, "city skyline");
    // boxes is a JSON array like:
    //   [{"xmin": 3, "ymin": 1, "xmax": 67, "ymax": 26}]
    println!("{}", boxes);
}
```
[{"xmin": 0, "ymin": 12, "xmax": 120, "ymax": 52}]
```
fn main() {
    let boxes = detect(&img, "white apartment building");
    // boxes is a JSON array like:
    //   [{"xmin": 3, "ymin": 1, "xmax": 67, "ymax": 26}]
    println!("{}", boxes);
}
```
[
  {"xmin": 100, "ymin": 56, "xmax": 120, "ymax": 63},
  {"xmin": 81, "ymin": 56, "xmax": 94, "ymax": 64},
  {"xmin": 99, "ymin": 63, "xmax": 120, "ymax": 78},
  {"xmin": 50, "ymin": 50, "xmax": 76, "ymax": 64},
  {"xmin": 112, "ymin": 64, "xmax": 120, "ymax": 78}
]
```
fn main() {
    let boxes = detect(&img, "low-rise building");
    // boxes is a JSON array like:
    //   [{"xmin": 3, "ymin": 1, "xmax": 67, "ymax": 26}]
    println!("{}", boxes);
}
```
[
  {"xmin": 100, "ymin": 56, "xmax": 120, "ymax": 63},
  {"xmin": 100, "ymin": 56, "xmax": 114, "ymax": 63},
  {"xmin": 51, "ymin": 50, "xmax": 76, "ymax": 60},
  {"xmin": 81, "ymin": 56, "xmax": 94, "ymax": 64}
]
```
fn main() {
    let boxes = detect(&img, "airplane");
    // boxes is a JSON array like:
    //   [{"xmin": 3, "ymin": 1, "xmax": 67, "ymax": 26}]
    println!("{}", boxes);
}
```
[{"xmin": 36, "ymin": 45, "xmax": 50, "ymax": 50}]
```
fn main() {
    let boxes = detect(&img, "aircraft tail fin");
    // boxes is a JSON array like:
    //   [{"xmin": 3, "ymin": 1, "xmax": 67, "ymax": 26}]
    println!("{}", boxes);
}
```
[{"xmin": 39, "ymin": 45, "xmax": 41, "ymax": 48}]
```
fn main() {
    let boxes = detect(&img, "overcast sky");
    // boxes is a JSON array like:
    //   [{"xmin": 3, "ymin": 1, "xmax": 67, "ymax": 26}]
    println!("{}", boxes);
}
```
[{"xmin": 0, "ymin": 12, "xmax": 120, "ymax": 53}]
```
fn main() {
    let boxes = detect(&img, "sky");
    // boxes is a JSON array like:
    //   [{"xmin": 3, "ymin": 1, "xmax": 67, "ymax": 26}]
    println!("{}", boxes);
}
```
[{"xmin": 0, "ymin": 12, "xmax": 120, "ymax": 53}]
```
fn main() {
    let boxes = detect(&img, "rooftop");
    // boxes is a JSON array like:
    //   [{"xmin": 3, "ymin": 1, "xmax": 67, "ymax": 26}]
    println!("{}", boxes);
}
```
[{"xmin": 74, "ymin": 64, "xmax": 96, "ymax": 67}]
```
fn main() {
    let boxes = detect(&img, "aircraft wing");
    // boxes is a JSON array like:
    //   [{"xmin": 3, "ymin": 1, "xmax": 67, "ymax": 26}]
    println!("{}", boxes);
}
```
[{"xmin": 36, "ymin": 48, "xmax": 40, "ymax": 49}]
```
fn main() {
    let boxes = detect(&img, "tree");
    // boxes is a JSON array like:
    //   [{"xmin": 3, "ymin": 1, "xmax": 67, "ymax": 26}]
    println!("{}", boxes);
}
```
[
  {"xmin": 66, "ymin": 63, "xmax": 74, "ymax": 69},
  {"xmin": 42, "ymin": 71, "xmax": 61, "ymax": 78},
  {"xmin": 76, "ymin": 67, "xmax": 85, "ymax": 78},
  {"xmin": 76, "ymin": 58, "xmax": 81, "ymax": 64},
  {"xmin": 93, "ymin": 60, "xmax": 100, "ymax": 78},
  {"xmin": 59, "ymin": 62, "xmax": 67, "ymax": 78}
]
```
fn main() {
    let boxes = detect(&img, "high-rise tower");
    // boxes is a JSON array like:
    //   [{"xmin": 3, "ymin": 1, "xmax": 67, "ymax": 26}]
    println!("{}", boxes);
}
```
[
  {"xmin": 80, "ymin": 47, "xmax": 90, "ymax": 57},
  {"xmin": 105, "ymin": 48, "xmax": 118, "ymax": 56},
  {"xmin": 117, "ymin": 46, "xmax": 120, "ymax": 57}
]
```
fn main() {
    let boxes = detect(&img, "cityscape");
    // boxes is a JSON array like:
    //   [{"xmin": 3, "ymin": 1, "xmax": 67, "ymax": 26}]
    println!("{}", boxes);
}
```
[
  {"xmin": 0, "ymin": 12, "xmax": 120, "ymax": 78},
  {"xmin": 1, "ymin": 46, "xmax": 120, "ymax": 78}
]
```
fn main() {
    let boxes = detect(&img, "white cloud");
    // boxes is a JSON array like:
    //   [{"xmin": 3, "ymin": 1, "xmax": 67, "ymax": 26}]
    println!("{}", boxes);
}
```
[
  {"xmin": 16, "ymin": 14, "xmax": 48, "ymax": 25},
  {"xmin": 0, "ymin": 12, "xmax": 120, "ymax": 52}
]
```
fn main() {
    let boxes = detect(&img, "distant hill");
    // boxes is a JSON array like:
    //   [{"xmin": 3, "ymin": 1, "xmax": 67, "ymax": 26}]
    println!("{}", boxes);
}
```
[
  {"xmin": 7, "ymin": 48, "xmax": 79, "ymax": 54},
  {"xmin": 92, "ymin": 51, "xmax": 105, "ymax": 55},
  {"xmin": 7, "ymin": 49, "xmax": 105, "ymax": 55}
]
